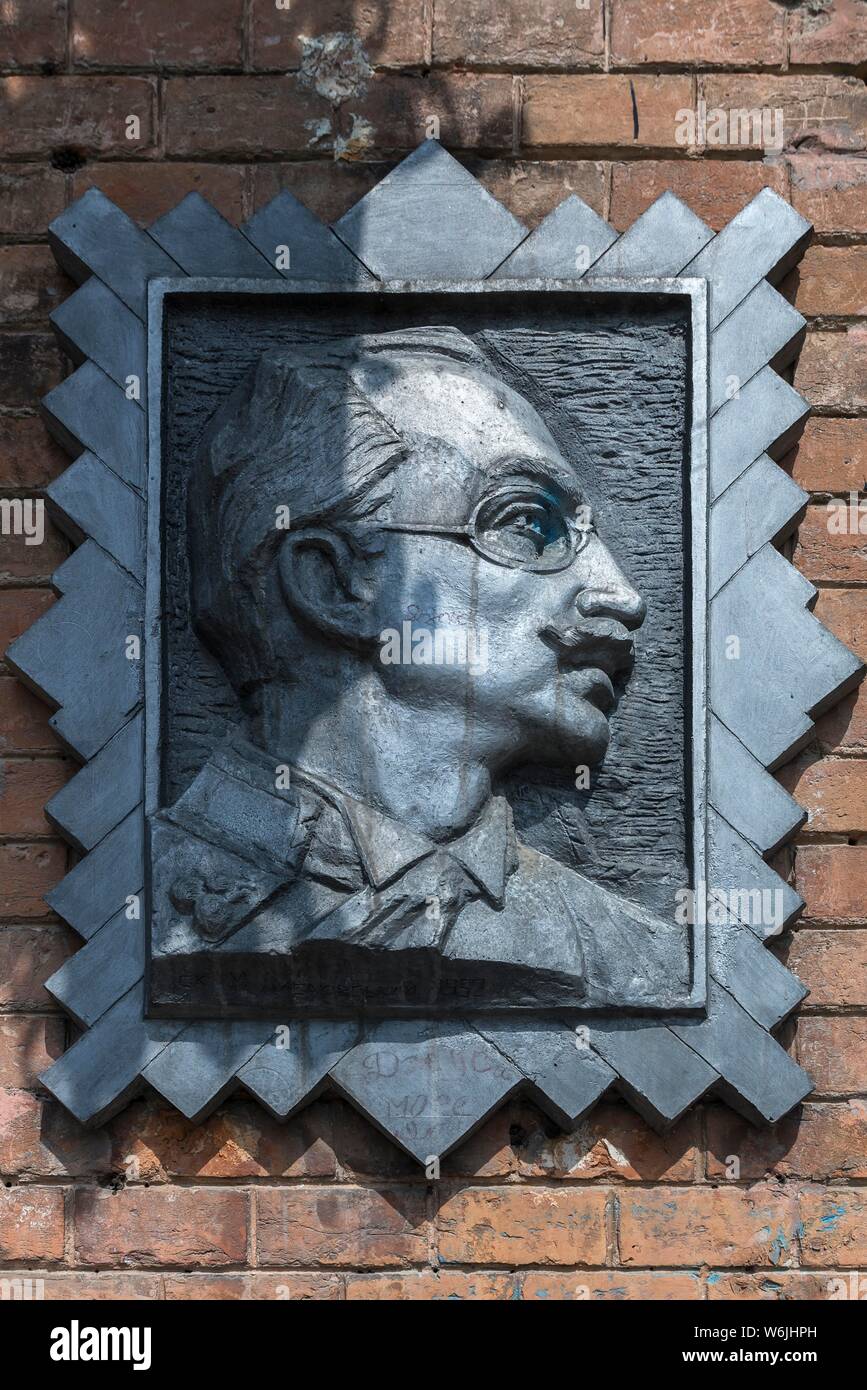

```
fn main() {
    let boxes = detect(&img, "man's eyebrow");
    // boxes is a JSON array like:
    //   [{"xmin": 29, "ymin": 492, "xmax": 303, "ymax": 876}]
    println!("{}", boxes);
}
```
[{"xmin": 487, "ymin": 454, "xmax": 582, "ymax": 498}]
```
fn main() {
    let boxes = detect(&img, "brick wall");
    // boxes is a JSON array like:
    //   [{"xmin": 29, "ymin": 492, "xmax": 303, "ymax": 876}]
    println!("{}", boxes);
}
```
[{"xmin": 1, "ymin": 0, "xmax": 865, "ymax": 1301}]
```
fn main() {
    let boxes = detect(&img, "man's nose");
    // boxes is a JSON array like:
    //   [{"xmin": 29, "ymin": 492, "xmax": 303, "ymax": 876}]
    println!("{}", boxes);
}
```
[{"xmin": 573, "ymin": 537, "xmax": 647, "ymax": 630}]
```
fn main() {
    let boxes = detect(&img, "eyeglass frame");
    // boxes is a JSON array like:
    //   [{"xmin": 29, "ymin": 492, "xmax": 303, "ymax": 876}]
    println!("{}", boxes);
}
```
[{"xmin": 373, "ymin": 485, "xmax": 596, "ymax": 574}]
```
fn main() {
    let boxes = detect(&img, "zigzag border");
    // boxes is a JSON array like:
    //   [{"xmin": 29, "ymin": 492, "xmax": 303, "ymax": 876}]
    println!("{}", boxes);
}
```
[{"xmin": 8, "ymin": 140, "xmax": 863, "ymax": 1164}]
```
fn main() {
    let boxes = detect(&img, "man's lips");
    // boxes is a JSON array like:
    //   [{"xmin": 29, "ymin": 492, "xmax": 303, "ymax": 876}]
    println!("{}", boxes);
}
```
[{"xmin": 541, "ymin": 617, "xmax": 636, "ymax": 683}]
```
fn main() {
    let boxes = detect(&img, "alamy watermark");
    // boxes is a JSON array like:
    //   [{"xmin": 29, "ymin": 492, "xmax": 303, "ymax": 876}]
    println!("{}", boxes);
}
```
[
  {"xmin": 0, "ymin": 497, "xmax": 44, "ymax": 546},
  {"xmin": 676, "ymin": 884, "xmax": 786, "ymax": 931},
  {"xmin": 675, "ymin": 100, "xmax": 784, "ymax": 151},
  {"xmin": 379, "ymin": 620, "xmax": 489, "ymax": 673}
]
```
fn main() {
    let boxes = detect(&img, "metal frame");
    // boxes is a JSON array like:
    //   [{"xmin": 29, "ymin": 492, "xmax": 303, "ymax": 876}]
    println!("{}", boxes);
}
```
[{"xmin": 10, "ymin": 139, "xmax": 863, "ymax": 1162}]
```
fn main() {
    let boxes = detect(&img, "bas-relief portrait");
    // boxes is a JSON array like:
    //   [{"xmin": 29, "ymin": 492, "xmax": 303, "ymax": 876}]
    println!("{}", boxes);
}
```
[{"xmin": 147, "ymin": 293, "xmax": 698, "ymax": 1017}]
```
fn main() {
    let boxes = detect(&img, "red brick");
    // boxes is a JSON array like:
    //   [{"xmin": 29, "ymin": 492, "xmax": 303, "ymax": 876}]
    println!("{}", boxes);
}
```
[
  {"xmin": 707, "ymin": 1270, "xmax": 848, "ymax": 1299},
  {"xmin": 0, "ymin": 1186, "xmax": 64, "ymax": 1263},
  {"xmin": 334, "ymin": 72, "xmax": 514, "ymax": 157},
  {"xmin": 72, "ymin": 163, "xmax": 247, "ymax": 226},
  {"xmin": 437, "ymin": 1187, "xmax": 607, "ymax": 1265},
  {"xmin": 74, "ymin": 1187, "xmax": 248, "ymax": 1268},
  {"xmin": 707, "ymin": 1101, "xmax": 867, "ymax": 1182},
  {"xmin": 610, "ymin": 0, "xmax": 784, "ymax": 68},
  {"xmin": 247, "ymin": 1273, "xmax": 342, "ymax": 1300},
  {"xmin": 781, "ymin": 755, "xmax": 867, "ymax": 835},
  {"xmin": 793, "ymin": 502, "xmax": 867, "ymax": 584},
  {"xmin": 0, "ymin": 417, "xmax": 67, "ymax": 492},
  {"xmin": 256, "ymin": 1186, "xmax": 427, "ymax": 1268},
  {"xmin": 796, "ymin": 845, "xmax": 867, "ymax": 926},
  {"xmin": 511, "ymin": 1100, "xmax": 699, "ymax": 1181},
  {"xmin": 0, "ymin": 521, "xmax": 68, "ymax": 581},
  {"xmin": 815, "ymin": 685, "xmax": 867, "ymax": 756},
  {"xmin": 523, "ymin": 75, "xmax": 693, "ymax": 153},
  {"xmin": 0, "ymin": 758, "xmax": 73, "ymax": 837},
  {"xmin": 0, "ymin": 77, "xmax": 157, "ymax": 158},
  {"xmin": 796, "ymin": 1016, "xmax": 867, "ymax": 1093},
  {"xmin": 0, "ymin": 678, "xmax": 61, "ymax": 755},
  {"xmin": 789, "ymin": 0, "xmax": 867, "ymax": 67},
  {"xmin": 164, "ymin": 76, "xmax": 321, "ymax": 159},
  {"xmin": 0, "ymin": 842, "xmax": 66, "ymax": 919},
  {"xmin": 0, "ymin": 590, "xmax": 55, "ymax": 660},
  {"xmin": 703, "ymin": 74, "xmax": 867, "ymax": 155},
  {"xmin": 785, "ymin": 929, "xmax": 867, "ymax": 1007},
  {"xmin": 619, "ymin": 1187, "xmax": 798, "ymax": 1268},
  {"xmin": 0, "ymin": 166, "xmax": 65, "ymax": 236},
  {"xmin": 432, "ymin": 0, "xmax": 604, "ymax": 69},
  {"xmin": 781, "ymin": 245, "xmax": 867, "ymax": 319},
  {"xmin": 323, "ymin": 1100, "xmax": 420, "ymax": 1180},
  {"xmin": 467, "ymin": 158, "xmax": 605, "ymax": 227},
  {"xmin": 0, "ymin": 1015, "xmax": 65, "ymax": 1089},
  {"xmin": 107, "ymin": 1096, "xmax": 336, "ymax": 1182},
  {"xmin": 0, "ymin": 1088, "xmax": 110, "ymax": 1178},
  {"xmin": 814, "ymin": 589, "xmax": 867, "ymax": 663},
  {"xmin": 0, "ymin": 925, "xmax": 74, "ymax": 1008},
  {"xmin": 0, "ymin": 246, "xmax": 66, "ymax": 328},
  {"xmin": 250, "ymin": 0, "xmax": 427, "ymax": 70},
  {"xmin": 441, "ymin": 1103, "xmax": 516, "ymax": 1178},
  {"xmin": 800, "ymin": 1187, "xmax": 867, "ymax": 1266},
  {"xmin": 3, "ymin": 1272, "xmax": 160, "ymax": 1298},
  {"xmin": 0, "ymin": 0, "xmax": 66, "ymax": 69},
  {"xmin": 0, "ymin": 332, "xmax": 64, "ymax": 406},
  {"xmin": 788, "ymin": 418, "xmax": 867, "ymax": 494},
  {"xmin": 347, "ymin": 1270, "xmax": 514, "ymax": 1299},
  {"xmin": 72, "ymin": 0, "xmax": 244, "ymax": 69},
  {"xmin": 795, "ymin": 328, "xmax": 867, "ymax": 413},
  {"xmin": 521, "ymin": 1271, "xmax": 702, "ymax": 1300},
  {"xmin": 251, "ymin": 162, "xmax": 382, "ymax": 226},
  {"xmin": 789, "ymin": 153, "xmax": 867, "ymax": 235},
  {"xmin": 610, "ymin": 158, "xmax": 787, "ymax": 232}
]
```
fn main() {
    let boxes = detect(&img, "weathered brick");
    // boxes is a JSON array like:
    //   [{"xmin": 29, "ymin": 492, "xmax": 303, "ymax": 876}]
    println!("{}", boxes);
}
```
[
  {"xmin": 707, "ymin": 1270, "xmax": 849, "ymax": 1299},
  {"xmin": 0, "ymin": 590, "xmax": 55, "ymax": 662},
  {"xmin": 257, "ymin": 1186, "xmax": 427, "ymax": 1268},
  {"xmin": 250, "ymin": 0, "xmax": 427, "ymax": 70},
  {"xmin": 781, "ymin": 245, "xmax": 867, "ymax": 319},
  {"xmin": 0, "ymin": 77, "xmax": 157, "ymax": 158},
  {"xmin": 788, "ymin": 0, "xmax": 867, "ymax": 68},
  {"xmin": 336, "ymin": 72, "xmax": 514, "ymax": 156},
  {"xmin": 788, "ymin": 418, "xmax": 867, "ymax": 494},
  {"xmin": 0, "ymin": 842, "xmax": 66, "ymax": 919},
  {"xmin": 785, "ymin": 929, "xmax": 867, "ymax": 1008},
  {"xmin": 779, "ymin": 755, "xmax": 867, "ymax": 835},
  {"xmin": 0, "ymin": 758, "xmax": 73, "ymax": 837},
  {"xmin": 442, "ymin": 1102, "xmax": 516, "ymax": 1178},
  {"xmin": 796, "ymin": 1016, "xmax": 867, "ymax": 1093},
  {"xmin": 619, "ymin": 1187, "xmax": 798, "ymax": 1268},
  {"xmin": 433, "ymin": 0, "xmax": 604, "ymax": 69},
  {"xmin": 0, "ymin": 416, "xmax": 67, "ymax": 492},
  {"xmin": 0, "ymin": 1088, "xmax": 110, "ymax": 1178},
  {"xmin": 72, "ymin": 0, "xmax": 245, "ymax": 69},
  {"xmin": 0, "ymin": 925, "xmax": 74, "ymax": 1008},
  {"xmin": 0, "ymin": 0, "xmax": 66, "ymax": 69},
  {"xmin": 789, "ymin": 153, "xmax": 867, "ymax": 235},
  {"xmin": 793, "ymin": 502, "xmax": 867, "ymax": 584},
  {"xmin": 72, "ymin": 163, "xmax": 247, "ymax": 226},
  {"xmin": 814, "ymin": 589, "xmax": 867, "ymax": 663},
  {"xmin": 251, "ymin": 162, "xmax": 382, "ymax": 226},
  {"xmin": 815, "ymin": 685, "xmax": 867, "ymax": 756},
  {"xmin": 107, "ymin": 1096, "xmax": 336, "ymax": 1182},
  {"xmin": 74, "ymin": 1187, "xmax": 249, "ymax": 1268},
  {"xmin": 522, "ymin": 75, "xmax": 693, "ymax": 153},
  {"xmin": 796, "ymin": 845, "xmax": 867, "ymax": 926},
  {"xmin": 511, "ymin": 1100, "xmax": 699, "ymax": 1181},
  {"xmin": 0, "ymin": 678, "xmax": 60, "ymax": 755},
  {"xmin": 0, "ymin": 165, "xmax": 65, "ymax": 236},
  {"xmin": 436, "ymin": 1187, "xmax": 608, "ymax": 1265},
  {"xmin": 1, "ymin": 1271, "xmax": 160, "ymax": 1298},
  {"xmin": 610, "ymin": 0, "xmax": 784, "ymax": 68},
  {"xmin": 467, "ymin": 158, "xmax": 605, "ymax": 226},
  {"xmin": 703, "ymin": 75, "xmax": 867, "ymax": 155},
  {"xmin": 247, "ymin": 1273, "xmax": 342, "ymax": 1300},
  {"xmin": 0, "ymin": 1186, "xmax": 64, "ymax": 1263},
  {"xmin": 795, "ymin": 328, "xmax": 867, "ymax": 412},
  {"xmin": 707, "ymin": 1101, "xmax": 867, "ymax": 1182},
  {"xmin": 0, "ymin": 521, "xmax": 68, "ymax": 581},
  {"xmin": 800, "ymin": 1187, "xmax": 867, "ymax": 1266},
  {"xmin": 347, "ymin": 1270, "xmax": 514, "ymax": 1299},
  {"xmin": 0, "ymin": 332, "xmax": 64, "ymax": 406},
  {"xmin": 610, "ymin": 158, "xmax": 787, "ymax": 232},
  {"xmin": 521, "ymin": 1271, "xmax": 702, "ymax": 1300},
  {"xmin": 0, "ymin": 246, "xmax": 67, "ymax": 328},
  {"xmin": 0, "ymin": 1015, "xmax": 65, "ymax": 1089}
]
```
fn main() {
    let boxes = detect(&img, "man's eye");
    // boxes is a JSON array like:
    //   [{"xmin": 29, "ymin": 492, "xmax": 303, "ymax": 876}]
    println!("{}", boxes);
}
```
[{"xmin": 478, "ymin": 495, "xmax": 570, "ymax": 563}]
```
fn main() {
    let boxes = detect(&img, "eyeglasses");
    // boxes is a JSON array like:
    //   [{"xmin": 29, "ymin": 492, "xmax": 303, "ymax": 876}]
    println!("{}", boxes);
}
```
[{"xmin": 377, "ymin": 486, "xmax": 595, "ymax": 574}]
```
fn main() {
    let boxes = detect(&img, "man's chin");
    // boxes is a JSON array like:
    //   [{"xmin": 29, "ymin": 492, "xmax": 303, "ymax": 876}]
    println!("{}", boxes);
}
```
[{"xmin": 517, "ymin": 700, "xmax": 612, "ymax": 773}]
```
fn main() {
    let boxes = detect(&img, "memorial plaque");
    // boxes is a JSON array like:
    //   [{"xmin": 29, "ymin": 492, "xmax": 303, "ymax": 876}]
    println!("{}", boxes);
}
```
[{"xmin": 14, "ymin": 142, "xmax": 863, "ymax": 1157}]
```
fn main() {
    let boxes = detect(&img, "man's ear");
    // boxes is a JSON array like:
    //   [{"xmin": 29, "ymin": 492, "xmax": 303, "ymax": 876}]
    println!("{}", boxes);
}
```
[{"xmin": 277, "ymin": 529, "xmax": 379, "ymax": 648}]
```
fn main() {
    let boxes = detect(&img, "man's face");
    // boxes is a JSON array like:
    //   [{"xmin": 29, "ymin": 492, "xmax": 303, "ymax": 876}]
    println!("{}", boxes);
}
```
[{"xmin": 353, "ymin": 355, "xmax": 647, "ymax": 773}]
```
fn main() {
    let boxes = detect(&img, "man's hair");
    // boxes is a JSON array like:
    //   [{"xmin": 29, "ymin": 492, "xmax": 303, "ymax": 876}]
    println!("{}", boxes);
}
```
[{"xmin": 188, "ymin": 326, "xmax": 491, "ymax": 690}]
